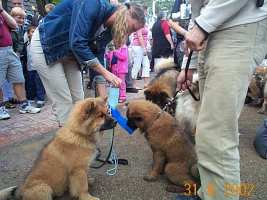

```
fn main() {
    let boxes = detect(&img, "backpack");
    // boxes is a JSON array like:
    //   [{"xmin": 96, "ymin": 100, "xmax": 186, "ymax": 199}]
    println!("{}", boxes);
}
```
[{"xmin": 254, "ymin": 118, "xmax": 267, "ymax": 159}]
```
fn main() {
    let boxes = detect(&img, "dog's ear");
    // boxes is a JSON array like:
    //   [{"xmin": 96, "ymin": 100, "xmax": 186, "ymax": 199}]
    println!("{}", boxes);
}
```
[{"xmin": 85, "ymin": 100, "xmax": 97, "ymax": 115}]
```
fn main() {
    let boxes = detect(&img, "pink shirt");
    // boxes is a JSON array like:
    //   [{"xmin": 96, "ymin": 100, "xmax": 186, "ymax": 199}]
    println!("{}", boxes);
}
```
[
  {"xmin": 0, "ymin": 15, "xmax": 13, "ymax": 47},
  {"xmin": 132, "ymin": 27, "xmax": 149, "ymax": 47},
  {"xmin": 105, "ymin": 45, "xmax": 128, "ymax": 74}
]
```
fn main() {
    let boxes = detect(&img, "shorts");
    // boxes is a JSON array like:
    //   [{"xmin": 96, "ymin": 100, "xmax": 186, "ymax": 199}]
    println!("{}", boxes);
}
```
[{"xmin": 0, "ymin": 46, "xmax": 25, "ymax": 87}]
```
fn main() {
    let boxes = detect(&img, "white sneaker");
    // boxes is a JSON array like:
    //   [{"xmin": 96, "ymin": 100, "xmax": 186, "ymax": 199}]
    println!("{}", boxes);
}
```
[
  {"xmin": 36, "ymin": 100, "xmax": 45, "ymax": 108},
  {"xmin": 19, "ymin": 102, "xmax": 41, "ymax": 114},
  {"xmin": 0, "ymin": 106, "xmax": 11, "ymax": 120}
]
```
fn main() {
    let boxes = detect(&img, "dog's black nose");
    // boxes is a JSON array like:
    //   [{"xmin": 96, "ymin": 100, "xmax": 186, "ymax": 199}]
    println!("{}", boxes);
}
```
[
  {"xmin": 127, "ymin": 119, "xmax": 138, "ymax": 131},
  {"xmin": 100, "ymin": 117, "xmax": 117, "ymax": 131}
]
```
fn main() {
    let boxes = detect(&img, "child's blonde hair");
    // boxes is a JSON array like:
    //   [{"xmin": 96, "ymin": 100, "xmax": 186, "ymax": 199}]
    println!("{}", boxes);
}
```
[
  {"xmin": 112, "ymin": 3, "xmax": 145, "ymax": 48},
  {"xmin": 10, "ymin": 7, "xmax": 26, "ymax": 17}
]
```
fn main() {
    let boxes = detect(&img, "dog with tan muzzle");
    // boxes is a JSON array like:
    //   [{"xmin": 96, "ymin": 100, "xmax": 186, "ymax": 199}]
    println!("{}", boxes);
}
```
[
  {"xmin": 0, "ymin": 97, "xmax": 116, "ymax": 200},
  {"xmin": 144, "ymin": 59, "xmax": 200, "ymax": 143},
  {"xmin": 126, "ymin": 100, "xmax": 200, "ymax": 193}
]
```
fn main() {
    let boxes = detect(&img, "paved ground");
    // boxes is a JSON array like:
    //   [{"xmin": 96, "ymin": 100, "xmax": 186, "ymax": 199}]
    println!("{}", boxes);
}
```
[{"xmin": 0, "ymin": 77, "xmax": 267, "ymax": 200}]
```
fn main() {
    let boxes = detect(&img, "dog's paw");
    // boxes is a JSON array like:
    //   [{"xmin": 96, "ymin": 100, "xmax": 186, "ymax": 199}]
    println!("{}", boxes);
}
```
[{"xmin": 143, "ymin": 175, "xmax": 158, "ymax": 182}]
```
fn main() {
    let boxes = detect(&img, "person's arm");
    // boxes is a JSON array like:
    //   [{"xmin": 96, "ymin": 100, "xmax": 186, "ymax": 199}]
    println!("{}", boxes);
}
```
[
  {"xmin": 161, "ymin": 20, "xmax": 174, "ymax": 49},
  {"xmin": 168, "ymin": 20, "xmax": 187, "ymax": 37},
  {"xmin": 69, "ymin": 0, "xmax": 121, "ymax": 86},
  {"xmin": 194, "ymin": 0, "xmax": 250, "ymax": 33},
  {"xmin": 69, "ymin": 0, "xmax": 100, "ymax": 66},
  {"xmin": 0, "ymin": 1, "xmax": 17, "ymax": 29},
  {"xmin": 165, "ymin": 34, "xmax": 174, "ymax": 49}
]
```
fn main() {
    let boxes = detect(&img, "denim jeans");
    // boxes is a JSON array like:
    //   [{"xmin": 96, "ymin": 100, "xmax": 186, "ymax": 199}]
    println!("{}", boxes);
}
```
[{"xmin": 26, "ymin": 70, "xmax": 46, "ymax": 101}]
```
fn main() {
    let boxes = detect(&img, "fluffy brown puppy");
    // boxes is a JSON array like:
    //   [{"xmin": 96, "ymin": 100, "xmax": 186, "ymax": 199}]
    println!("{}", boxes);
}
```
[
  {"xmin": 145, "ymin": 61, "xmax": 199, "ymax": 143},
  {"xmin": 0, "ymin": 97, "xmax": 116, "ymax": 200},
  {"xmin": 145, "ymin": 60, "xmax": 179, "ymax": 116},
  {"xmin": 126, "ymin": 100, "xmax": 199, "ymax": 193}
]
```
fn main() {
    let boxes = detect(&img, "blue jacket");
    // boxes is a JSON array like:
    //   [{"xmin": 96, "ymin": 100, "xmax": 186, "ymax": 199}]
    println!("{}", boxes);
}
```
[{"xmin": 38, "ymin": 0, "xmax": 116, "ymax": 65}]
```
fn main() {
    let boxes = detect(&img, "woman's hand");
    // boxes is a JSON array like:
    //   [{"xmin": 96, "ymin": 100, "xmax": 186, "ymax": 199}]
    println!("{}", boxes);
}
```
[
  {"xmin": 93, "ymin": 63, "xmax": 122, "ymax": 87},
  {"xmin": 104, "ymin": 71, "xmax": 122, "ymax": 87}
]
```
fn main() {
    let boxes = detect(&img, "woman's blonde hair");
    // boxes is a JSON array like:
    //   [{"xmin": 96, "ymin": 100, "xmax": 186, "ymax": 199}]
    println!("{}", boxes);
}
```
[{"xmin": 112, "ymin": 3, "xmax": 145, "ymax": 48}]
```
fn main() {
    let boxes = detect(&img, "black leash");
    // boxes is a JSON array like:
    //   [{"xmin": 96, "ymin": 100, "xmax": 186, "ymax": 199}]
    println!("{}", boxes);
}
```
[
  {"xmin": 184, "ymin": 50, "xmax": 200, "ymax": 101},
  {"xmin": 91, "ymin": 128, "xmax": 115, "ymax": 169},
  {"xmin": 172, "ymin": 50, "xmax": 200, "ymax": 101},
  {"xmin": 91, "ymin": 127, "xmax": 128, "ymax": 169},
  {"xmin": 162, "ymin": 50, "xmax": 200, "ymax": 112}
]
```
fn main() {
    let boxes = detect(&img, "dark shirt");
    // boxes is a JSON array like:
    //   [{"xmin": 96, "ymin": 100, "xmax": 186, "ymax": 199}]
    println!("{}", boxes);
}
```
[
  {"xmin": 0, "ymin": 14, "xmax": 13, "ymax": 47},
  {"xmin": 11, "ymin": 26, "xmax": 24, "ymax": 54},
  {"xmin": 152, "ymin": 20, "xmax": 173, "ymax": 58}
]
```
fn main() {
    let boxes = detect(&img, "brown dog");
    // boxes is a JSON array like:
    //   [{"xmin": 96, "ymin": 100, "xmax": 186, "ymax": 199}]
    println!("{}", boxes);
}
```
[
  {"xmin": 126, "ymin": 100, "xmax": 199, "ymax": 193},
  {"xmin": 145, "ymin": 59, "xmax": 199, "ymax": 143},
  {"xmin": 145, "ymin": 60, "xmax": 179, "ymax": 116},
  {"xmin": 0, "ymin": 97, "xmax": 116, "ymax": 200}
]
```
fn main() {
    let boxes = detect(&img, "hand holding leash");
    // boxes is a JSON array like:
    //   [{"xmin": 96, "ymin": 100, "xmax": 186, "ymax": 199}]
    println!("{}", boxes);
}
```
[
  {"xmin": 177, "ymin": 68, "xmax": 194, "ymax": 91},
  {"xmin": 176, "ymin": 51, "xmax": 200, "ymax": 101}
]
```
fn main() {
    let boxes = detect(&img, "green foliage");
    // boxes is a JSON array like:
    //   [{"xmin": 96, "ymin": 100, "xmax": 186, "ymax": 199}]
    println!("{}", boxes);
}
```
[{"xmin": 51, "ymin": 0, "xmax": 61, "ymax": 5}]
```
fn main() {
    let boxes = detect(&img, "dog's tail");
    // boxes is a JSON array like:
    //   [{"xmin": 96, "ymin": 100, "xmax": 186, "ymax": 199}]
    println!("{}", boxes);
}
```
[
  {"xmin": 154, "ymin": 57, "xmax": 177, "ymax": 73},
  {"xmin": 0, "ymin": 186, "xmax": 18, "ymax": 200}
]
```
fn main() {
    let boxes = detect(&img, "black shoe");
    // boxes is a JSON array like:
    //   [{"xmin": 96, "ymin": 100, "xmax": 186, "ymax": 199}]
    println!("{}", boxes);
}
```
[
  {"xmin": 175, "ymin": 194, "xmax": 201, "ymax": 200},
  {"xmin": 126, "ymin": 88, "xmax": 138, "ymax": 93}
]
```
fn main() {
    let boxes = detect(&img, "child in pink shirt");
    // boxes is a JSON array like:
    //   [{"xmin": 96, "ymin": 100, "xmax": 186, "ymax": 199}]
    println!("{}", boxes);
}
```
[{"xmin": 105, "ymin": 44, "xmax": 128, "ymax": 103}]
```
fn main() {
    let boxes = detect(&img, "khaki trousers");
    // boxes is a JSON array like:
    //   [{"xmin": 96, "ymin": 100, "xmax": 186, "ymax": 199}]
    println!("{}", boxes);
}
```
[
  {"xmin": 196, "ymin": 19, "xmax": 267, "ymax": 200},
  {"xmin": 31, "ymin": 29, "xmax": 84, "ymax": 125}
]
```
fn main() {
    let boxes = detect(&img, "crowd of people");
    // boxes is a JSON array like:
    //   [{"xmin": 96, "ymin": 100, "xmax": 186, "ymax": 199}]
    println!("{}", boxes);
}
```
[
  {"xmin": 0, "ymin": 0, "xmax": 51, "ymax": 120},
  {"xmin": 1, "ymin": 0, "xmax": 267, "ymax": 200},
  {"xmin": 0, "ymin": 0, "xmax": 180, "ymax": 125}
]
